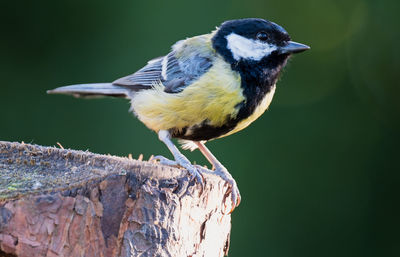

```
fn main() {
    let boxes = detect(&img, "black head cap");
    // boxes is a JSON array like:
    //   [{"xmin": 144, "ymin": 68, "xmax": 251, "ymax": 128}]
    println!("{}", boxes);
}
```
[{"xmin": 217, "ymin": 18, "xmax": 290, "ymax": 45}]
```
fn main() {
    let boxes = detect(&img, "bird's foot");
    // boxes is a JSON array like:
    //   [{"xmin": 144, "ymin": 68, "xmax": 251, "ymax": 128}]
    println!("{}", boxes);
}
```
[
  {"xmin": 213, "ymin": 166, "xmax": 241, "ymax": 214},
  {"xmin": 151, "ymin": 155, "xmax": 178, "ymax": 166},
  {"xmin": 152, "ymin": 155, "xmax": 204, "ymax": 185}
]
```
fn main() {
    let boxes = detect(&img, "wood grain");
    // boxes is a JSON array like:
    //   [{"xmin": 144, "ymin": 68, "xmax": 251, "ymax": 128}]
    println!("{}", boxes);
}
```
[{"xmin": 0, "ymin": 141, "xmax": 232, "ymax": 257}]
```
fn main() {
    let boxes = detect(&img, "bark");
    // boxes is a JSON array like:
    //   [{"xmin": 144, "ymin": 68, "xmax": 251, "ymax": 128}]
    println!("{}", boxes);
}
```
[{"xmin": 0, "ymin": 141, "xmax": 232, "ymax": 257}]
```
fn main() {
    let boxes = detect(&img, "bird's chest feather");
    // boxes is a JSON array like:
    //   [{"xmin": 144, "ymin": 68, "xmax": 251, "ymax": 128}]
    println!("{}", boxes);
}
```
[
  {"xmin": 222, "ymin": 84, "xmax": 275, "ymax": 137},
  {"xmin": 131, "ymin": 58, "xmax": 245, "ymax": 133},
  {"xmin": 172, "ymin": 68, "xmax": 277, "ymax": 141},
  {"xmin": 132, "ymin": 57, "xmax": 278, "ymax": 141}
]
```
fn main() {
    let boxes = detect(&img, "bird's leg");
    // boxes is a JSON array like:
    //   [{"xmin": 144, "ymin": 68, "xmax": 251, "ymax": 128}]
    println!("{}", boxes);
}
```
[
  {"xmin": 194, "ymin": 141, "xmax": 241, "ymax": 212},
  {"xmin": 153, "ymin": 130, "xmax": 204, "ymax": 183}
]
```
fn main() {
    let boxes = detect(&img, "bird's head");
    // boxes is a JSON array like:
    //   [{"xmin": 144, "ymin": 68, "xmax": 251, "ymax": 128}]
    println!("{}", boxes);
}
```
[{"xmin": 212, "ymin": 18, "xmax": 309, "ymax": 71}]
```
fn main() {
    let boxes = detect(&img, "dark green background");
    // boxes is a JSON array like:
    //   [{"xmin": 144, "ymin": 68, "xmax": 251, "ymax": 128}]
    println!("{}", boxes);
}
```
[{"xmin": 1, "ymin": 0, "xmax": 399, "ymax": 256}]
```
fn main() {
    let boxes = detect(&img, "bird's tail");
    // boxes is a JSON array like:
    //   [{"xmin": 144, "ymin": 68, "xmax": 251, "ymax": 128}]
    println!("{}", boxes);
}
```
[{"xmin": 47, "ymin": 83, "xmax": 130, "ymax": 98}]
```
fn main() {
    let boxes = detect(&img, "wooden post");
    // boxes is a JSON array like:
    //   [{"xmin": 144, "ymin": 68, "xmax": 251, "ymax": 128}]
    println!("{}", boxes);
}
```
[{"xmin": 0, "ymin": 141, "xmax": 232, "ymax": 257}]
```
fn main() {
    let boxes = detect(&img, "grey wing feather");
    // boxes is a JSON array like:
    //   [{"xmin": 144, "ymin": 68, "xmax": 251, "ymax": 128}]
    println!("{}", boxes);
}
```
[
  {"xmin": 112, "ymin": 57, "xmax": 164, "ymax": 87},
  {"xmin": 112, "ymin": 39, "xmax": 215, "ymax": 93},
  {"xmin": 164, "ymin": 52, "xmax": 213, "ymax": 93}
]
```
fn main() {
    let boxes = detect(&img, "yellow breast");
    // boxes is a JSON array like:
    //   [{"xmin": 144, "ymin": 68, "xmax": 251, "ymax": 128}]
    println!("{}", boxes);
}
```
[{"xmin": 131, "ymin": 58, "xmax": 245, "ymax": 132}]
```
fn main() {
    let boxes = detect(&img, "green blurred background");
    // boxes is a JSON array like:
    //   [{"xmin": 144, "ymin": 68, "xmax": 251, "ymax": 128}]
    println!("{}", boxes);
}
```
[{"xmin": 1, "ymin": 0, "xmax": 399, "ymax": 256}]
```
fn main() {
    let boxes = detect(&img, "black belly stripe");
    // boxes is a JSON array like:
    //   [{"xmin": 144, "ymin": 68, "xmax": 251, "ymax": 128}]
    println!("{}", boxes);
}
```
[
  {"xmin": 171, "ymin": 118, "xmax": 240, "ymax": 141},
  {"xmin": 171, "ymin": 54, "xmax": 289, "ymax": 141}
]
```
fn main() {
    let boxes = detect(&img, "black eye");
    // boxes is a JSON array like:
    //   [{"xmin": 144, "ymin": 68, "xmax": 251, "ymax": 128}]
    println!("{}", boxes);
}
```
[{"xmin": 256, "ymin": 32, "xmax": 268, "ymax": 41}]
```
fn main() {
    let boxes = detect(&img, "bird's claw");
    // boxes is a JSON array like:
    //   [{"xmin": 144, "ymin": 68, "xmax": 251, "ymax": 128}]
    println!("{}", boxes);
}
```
[
  {"xmin": 151, "ymin": 155, "xmax": 204, "ymax": 185},
  {"xmin": 213, "ymin": 167, "xmax": 241, "ymax": 214},
  {"xmin": 224, "ymin": 179, "xmax": 241, "ymax": 214},
  {"xmin": 182, "ymin": 163, "xmax": 205, "ymax": 185},
  {"xmin": 151, "ymin": 155, "xmax": 179, "ymax": 166},
  {"xmin": 151, "ymin": 155, "xmax": 240, "ymax": 212}
]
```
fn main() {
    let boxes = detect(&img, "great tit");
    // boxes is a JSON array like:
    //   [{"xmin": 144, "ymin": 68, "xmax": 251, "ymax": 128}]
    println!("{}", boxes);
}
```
[{"xmin": 48, "ymin": 18, "xmax": 309, "ymax": 212}]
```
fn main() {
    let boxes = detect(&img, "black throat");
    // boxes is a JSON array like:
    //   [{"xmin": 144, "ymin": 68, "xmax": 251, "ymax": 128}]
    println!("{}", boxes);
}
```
[{"xmin": 230, "ymin": 55, "xmax": 288, "ymax": 121}]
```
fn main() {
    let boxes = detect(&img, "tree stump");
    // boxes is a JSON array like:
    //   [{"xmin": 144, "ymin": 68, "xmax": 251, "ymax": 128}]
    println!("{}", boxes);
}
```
[{"xmin": 0, "ymin": 141, "xmax": 233, "ymax": 257}]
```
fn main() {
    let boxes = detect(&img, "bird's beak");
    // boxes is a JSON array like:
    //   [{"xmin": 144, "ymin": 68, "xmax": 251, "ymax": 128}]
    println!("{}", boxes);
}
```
[{"xmin": 278, "ymin": 41, "xmax": 310, "ymax": 54}]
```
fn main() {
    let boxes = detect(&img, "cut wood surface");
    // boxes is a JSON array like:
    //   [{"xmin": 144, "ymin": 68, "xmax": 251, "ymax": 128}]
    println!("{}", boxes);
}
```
[{"xmin": 0, "ymin": 141, "xmax": 233, "ymax": 257}]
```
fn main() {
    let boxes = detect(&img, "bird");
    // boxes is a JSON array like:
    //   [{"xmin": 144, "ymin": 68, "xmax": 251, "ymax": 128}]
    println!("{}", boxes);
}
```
[{"xmin": 48, "ymin": 18, "xmax": 309, "ymax": 212}]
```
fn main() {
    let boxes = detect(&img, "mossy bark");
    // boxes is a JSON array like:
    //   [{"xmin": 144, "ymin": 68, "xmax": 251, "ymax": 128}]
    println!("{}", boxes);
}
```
[{"xmin": 0, "ymin": 141, "xmax": 232, "ymax": 257}]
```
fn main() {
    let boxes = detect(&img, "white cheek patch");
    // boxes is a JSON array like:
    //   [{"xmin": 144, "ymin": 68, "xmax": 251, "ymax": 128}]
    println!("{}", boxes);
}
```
[{"xmin": 225, "ymin": 33, "xmax": 277, "ymax": 61}]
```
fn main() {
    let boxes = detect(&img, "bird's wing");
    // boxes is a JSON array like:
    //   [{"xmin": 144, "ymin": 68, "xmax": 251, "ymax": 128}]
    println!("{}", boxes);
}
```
[
  {"xmin": 112, "ymin": 56, "xmax": 164, "ymax": 88},
  {"xmin": 112, "ymin": 35, "xmax": 215, "ymax": 93}
]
